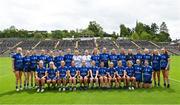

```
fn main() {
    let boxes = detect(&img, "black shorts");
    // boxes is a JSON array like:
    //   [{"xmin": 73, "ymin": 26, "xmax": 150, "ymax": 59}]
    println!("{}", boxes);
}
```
[
  {"xmin": 14, "ymin": 68, "xmax": 23, "ymax": 71},
  {"xmin": 30, "ymin": 68, "xmax": 36, "ymax": 72}
]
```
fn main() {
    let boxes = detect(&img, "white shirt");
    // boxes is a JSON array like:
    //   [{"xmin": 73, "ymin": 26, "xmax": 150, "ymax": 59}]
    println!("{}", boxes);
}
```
[
  {"xmin": 82, "ymin": 55, "xmax": 91, "ymax": 67},
  {"xmin": 73, "ymin": 55, "xmax": 82, "ymax": 67}
]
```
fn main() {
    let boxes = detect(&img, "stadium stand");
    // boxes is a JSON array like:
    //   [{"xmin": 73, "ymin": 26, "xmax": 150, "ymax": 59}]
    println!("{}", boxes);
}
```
[
  {"xmin": 78, "ymin": 39, "xmax": 96, "ymax": 51},
  {"xmin": 116, "ymin": 39, "xmax": 138, "ymax": 49},
  {"xmin": 57, "ymin": 40, "xmax": 76, "ymax": 51},
  {"xmin": 35, "ymin": 40, "xmax": 58, "ymax": 50},
  {"xmin": 97, "ymin": 39, "xmax": 118, "ymax": 49},
  {"xmin": 134, "ymin": 40, "xmax": 158, "ymax": 49}
]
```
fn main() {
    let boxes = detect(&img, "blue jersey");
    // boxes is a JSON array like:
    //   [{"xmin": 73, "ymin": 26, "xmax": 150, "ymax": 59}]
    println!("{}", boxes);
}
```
[
  {"xmin": 143, "ymin": 54, "xmax": 152, "ymax": 65},
  {"xmin": 160, "ymin": 54, "xmax": 169, "ymax": 68},
  {"xmin": 99, "ymin": 53, "xmax": 109, "ymax": 63},
  {"xmin": 64, "ymin": 54, "xmax": 73, "ymax": 67},
  {"xmin": 91, "ymin": 54, "xmax": 100, "ymax": 66},
  {"xmin": 90, "ymin": 66, "xmax": 99, "ymax": 77},
  {"xmin": 12, "ymin": 53, "xmax": 24, "ymax": 69},
  {"xmin": 134, "ymin": 64, "xmax": 143, "ymax": 79},
  {"xmin": 79, "ymin": 66, "xmax": 89, "ymax": 77},
  {"xmin": 58, "ymin": 66, "xmax": 68, "ymax": 78},
  {"xmin": 46, "ymin": 55, "xmax": 54, "ymax": 67},
  {"xmin": 109, "ymin": 54, "xmax": 118, "ymax": 67},
  {"xmin": 38, "ymin": 54, "xmax": 47, "ymax": 63},
  {"xmin": 107, "ymin": 67, "xmax": 116, "ymax": 77},
  {"xmin": 126, "ymin": 54, "xmax": 135, "ymax": 63},
  {"xmin": 68, "ymin": 66, "xmax": 77, "ymax": 77},
  {"xmin": 30, "ymin": 55, "xmax": 38, "ymax": 69},
  {"xmin": 47, "ymin": 68, "xmax": 57, "ymax": 79},
  {"xmin": 23, "ymin": 56, "xmax": 31, "ymax": 70},
  {"xmin": 152, "ymin": 54, "xmax": 161, "ymax": 70},
  {"xmin": 125, "ymin": 66, "xmax": 134, "ymax": 77},
  {"xmin": 118, "ymin": 54, "xmax": 127, "ymax": 67},
  {"xmin": 134, "ymin": 53, "xmax": 143, "ymax": 62},
  {"xmin": 54, "ymin": 56, "xmax": 64, "ymax": 68},
  {"xmin": 115, "ymin": 66, "xmax": 125, "ymax": 76},
  {"xmin": 99, "ymin": 67, "xmax": 107, "ymax": 76},
  {"xmin": 143, "ymin": 66, "xmax": 152, "ymax": 82},
  {"xmin": 36, "ymin": 67, "xmax": 46, "ymax": 78}
]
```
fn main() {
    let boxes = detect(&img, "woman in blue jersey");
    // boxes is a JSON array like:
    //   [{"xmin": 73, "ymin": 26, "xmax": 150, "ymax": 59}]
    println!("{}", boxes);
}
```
[
  {"xmin": 91, "ymin": 48, "xmax": 100, "ymax": 67},
  {"xmin": 54, "ymin": 50, "xmax": 64, "ymax": 68},
  {"xmin": 134, "ymin": 59, "xmax": 143, "ymax": 88},
  {"xmin": 100, "ymin": 47, "xmax": 109, "ymax": 68},
  {"xmin": 30, "ymin": 50, "xmax": 38, "ymax": 88},
  {"xmin": 79, "ymin": 60, "xmax": 89, "ymax": 90},
  {"xmin": 64, "ymin": 48, "xmax": 73, "ymax": 67},
  {"xmin": 57, "ymin": 61, "xmax": 68, "ymax": 91},
  {"xmin": 89, "ymin": 60, "xmax": 99, "ymax": 88},
  {"xmin": 160, "ymin": 48, "xmax": 170, "ymax": 88},
  {"xmin": 152, "ymin": 50, "xmax": 161, "ymax": 87},
  {"xmin": 143, "ymin": 60, "xmax": 153, "ymax": 88},
  {"xmin": 115, "ymin": 61, "xmax": 126, "ymax": 88},
  {"xmin": 98, "ymin": 62, "xmax": 108, "ymax": 88},
  {"xmin": 35, "ymin": 60, "xmax": 46, "ymax": 92},
  {"xmin": 12, "ymin": 47, "xmax": 24, "ymax": 91},
  {"xmin": 125, "ymin": 61, "xmax": 135, "ymax": 90},
  {"xmin": 46, "ymin": 62, "xmax": 57, "ymax": 88},
  {"xmin": 107, "ymin": 62, "xmax": 116, "ymax": 88},
  {"xmin": 67, "ymin": 60, "xmax": 78, "ymax": 91},
  {"xmin": 23, "ymin": 50, "xmax": 31, "ymax": 89}
]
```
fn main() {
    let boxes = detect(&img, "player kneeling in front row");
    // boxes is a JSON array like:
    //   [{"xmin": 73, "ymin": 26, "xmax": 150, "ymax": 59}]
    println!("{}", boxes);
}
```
[
  {"xmin": 143, "ymin": 60, "xmax": 153, "ymax": 88},
  {"xmin": 115, "ymin": 61, "xmax": 126, "ymax": 88},
  {"xmin": 35, "ymin": 60, "xmax": 46, "ymax": 92},
  {"xmin": 68, "ymin": 61, "xmax": 78, "ymax": 91},
  {"xmin": 99, "ymin": 62, "xmax": 108, "ymax": 88},
  {"xmin": 79, "ymin": 60, "xmax": 89, "ymax": 90},
  {"xmin": 107, "ymin": 62, "xmax": 116, "ymax": 88},
  {"xmin": 46, "ymin": 62, "xmax": 57, "ymax": 89},
  {"xmin": 125, "ymin": 61, "xmax": 136, "ymax": 90},
  {"xmin": 89, "ymin": 61, "xmax": 99, "ymax": 89},
  {"xmin": 134, "ymin": 59, "xmax": 143, "ymax": 88},
  {"xmin": 57, "ymin": 61, "xmax": 68, "ymax": 91}
]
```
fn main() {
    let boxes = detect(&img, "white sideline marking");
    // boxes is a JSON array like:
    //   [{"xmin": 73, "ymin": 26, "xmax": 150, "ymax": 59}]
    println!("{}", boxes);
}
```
[{"xmin": 170, "ymin": 78, "xmax": 180, "ymax": 83}]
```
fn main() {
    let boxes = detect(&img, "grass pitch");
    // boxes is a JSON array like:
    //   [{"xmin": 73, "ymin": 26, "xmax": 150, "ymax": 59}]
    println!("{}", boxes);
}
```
[{"xmin": 0, "ymin": 56, "xmax": 180, "ymax": 104}]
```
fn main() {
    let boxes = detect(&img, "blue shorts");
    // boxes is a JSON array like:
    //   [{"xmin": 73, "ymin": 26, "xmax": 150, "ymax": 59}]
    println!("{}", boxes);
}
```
[
  {"xmin": 143, "ymin": 75, "xmax": 152, "ymax": 83},
  {"xmin": 59, "ymin": 75, "xmax": 66, "ymax": 79},
  {"xmin": 135, "ymin": 75, "xmax": 142, "ymax": 82},
  {"xmin": 23, "ymin": 68, "xmax": 31, "ymax": 72},
  {"xmin": 14, "ymin": 67, "xmax": 23, "ymax": 71},
  {"xmin": 153, "ymin": 67, "xmax": 160, "ymax": 71}
]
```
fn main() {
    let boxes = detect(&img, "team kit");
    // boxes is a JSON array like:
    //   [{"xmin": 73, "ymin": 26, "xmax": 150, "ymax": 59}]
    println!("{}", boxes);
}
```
[{"xmin": 12, "ymin": 47, "xmax": 170, "ymax": 93}]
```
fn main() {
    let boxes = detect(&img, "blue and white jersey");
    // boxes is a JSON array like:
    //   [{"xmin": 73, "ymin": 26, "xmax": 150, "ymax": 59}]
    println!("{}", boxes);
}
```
[
  {"xmin": 115, "ymin": 66, "xmax": 125, "ymax": 76},
  {"xmin": 47, "ymin": 68, "xmax": 57, "ymax": 79},
  {"xmin": 160, "ymin": 54, "xmax": 169, "ymax": 68},
  {"xmin": 91, "ymin": 54, "xmax": 100, "ymax": 67},
  {"xmin": 107, "ymin": 67, "xmax": 116, "ymax": 77},
  {"xmin": 125, "ymin": 66, "xmax": 134, "ymax": 77},
  {"xmin": 90, "ymin": 66, "xmax": 99, "ymax": 77},
  {"xmin": 143, "ymin": 54, "xmax": 152, "ymax": 65},
  {"xmin": 23, "ymin": 55, "xmax": 31, "ymax": 70},
  {"xmin": 12, "ymin": 53, "xmax": 24, "ymax": 69},
  {"xmin": 30, "ymin": 54, "xmax": 38, "ymax": 69},
  {"xmin": 134, "ymin": 64, "xmax": 143, "ymax": 78},
  {"xmin": 79, "ymin": 66, "xmax": 89, "ymax": 77},
  {"xmin": 118, "ymin": 54, "xmax": 127, "ymax": 67},
  {"xmin": 99, "ymin": 67, "xmax": 107, "ymax": 76},
  {"xmin": 73, "ymin": 55, "xmax": 82, "ymax": 67},
  {"xmin": 134, "ymin": 53, "xmax": 143, "ymax": 62},
  {"xmin": 64, "ymin": 54, "xmax": 73, "ymax": 67},
  {"xmin": 58, "ymin": 66, "xmax": 68, "ymax": 78},
  {"xmin": 54, "ymin": 55, "xmax": 64, "ymax": 68},
  {"xmin": 46, "ymin": 55, "xmax": 54, "ymax": 67},
  {"xmin": 126, "ymin": 54, "xmax": 135, "ymax": 63},
  {"xmin": 109, "ymin": 54, "xmax": 118, "ymax": 67},
  {"xmin": 152, "ymin": 54, "xmax": 161, "ymax": 70},
  {"xmin": 36, "ymin": 67, "xmax": 46, "ymax": 78},
  {"xmin": 99, "ymin": 53, "xmax": 109, "ymax": 63},
  {"xmin": 68, "ymin": 66, "xmax": 77, "ymax": 77},
  {"xmin": 143, "ymin": 66, "xmax": 152, "ymax": 77}
]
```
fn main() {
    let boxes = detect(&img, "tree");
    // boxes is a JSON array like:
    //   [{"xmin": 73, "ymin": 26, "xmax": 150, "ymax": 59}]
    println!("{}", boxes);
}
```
[
  {"xmin": 151, "ymin": 23, "xmax": 159, "ymax": 34},
  {"xmin": 120, "ymin": 24, "xmax": 131, "ymax": 37},
  {"xmin": 140, "ymin": 31, "xmax": 152, "ymax": 41},
  {"xmin": 131, "ymin": 32, "xmax": 140, "ymax": 40},
  {"xmin": 160, "ymin": 22, "xmax": 168, "ymax": 33},
  {"xmin": 135, "ymin": 22, "xmax": 145, "ymax": 35},
  {"xmin": 87, "ymin": 21, "xmax": 104, "ymax": 37},
  {"xmin": 34, "ymin": 33, "xmax": 44, "ymax": 39}
]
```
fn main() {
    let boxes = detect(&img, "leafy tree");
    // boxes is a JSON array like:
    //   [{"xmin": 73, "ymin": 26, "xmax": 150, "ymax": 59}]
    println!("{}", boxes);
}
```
[
  {"xmin": 131, "ymin": 32, "xmax": 140, "ymax": 40},
  {"xmin": 151, "ymin": 23, "xmax": 159, "ymax": 34},
  {"xmin": 87, "ymin": 21, "xmax": 104, "ymax": 37},
  {"xmin": 120, "ymin": 24, "xmax": 131, "ymax": 37},
  {"xmin": 160, "ymin": 22, "xmax": 168, "ymax": 33}
]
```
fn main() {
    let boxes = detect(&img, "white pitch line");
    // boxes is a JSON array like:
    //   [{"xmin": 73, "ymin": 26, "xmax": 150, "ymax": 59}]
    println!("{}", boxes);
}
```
[{"xmin": 170, "ymin": 78, "xmax": 180, "ymax": 83}]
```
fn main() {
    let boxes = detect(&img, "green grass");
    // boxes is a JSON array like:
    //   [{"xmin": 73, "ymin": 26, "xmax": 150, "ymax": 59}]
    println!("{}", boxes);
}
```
[{"xmin": 0, "ymin": 56, "xmax": 180, "ymax": 104}]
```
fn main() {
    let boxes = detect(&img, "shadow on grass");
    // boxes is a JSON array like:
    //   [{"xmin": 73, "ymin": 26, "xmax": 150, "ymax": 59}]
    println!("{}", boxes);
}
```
[{"xmin": 0, "ymin": 87, "xmax": 176, "ymax": 98}]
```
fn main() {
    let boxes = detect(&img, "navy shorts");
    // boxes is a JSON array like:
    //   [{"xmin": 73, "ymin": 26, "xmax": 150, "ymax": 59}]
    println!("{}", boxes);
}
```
[
  {"xmin": 153, "ymin": 68, "xmax": 160, "ymax": 71},
  {"xmin": 143, "ymin": 76, "xmax": 152, "ymax": 83},
  {"xmin": 47, "ymin": 77, "xmax": 57, "ymax": 81},
  {"xmin": 14, "ymin": 67, "xmax": 23, "ymax": 71}
]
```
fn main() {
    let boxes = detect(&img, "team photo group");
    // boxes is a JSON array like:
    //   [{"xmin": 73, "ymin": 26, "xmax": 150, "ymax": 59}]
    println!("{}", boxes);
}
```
[{"xmin": 12, "ymin": 47, "xmax": 170, "ymax": 93}]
